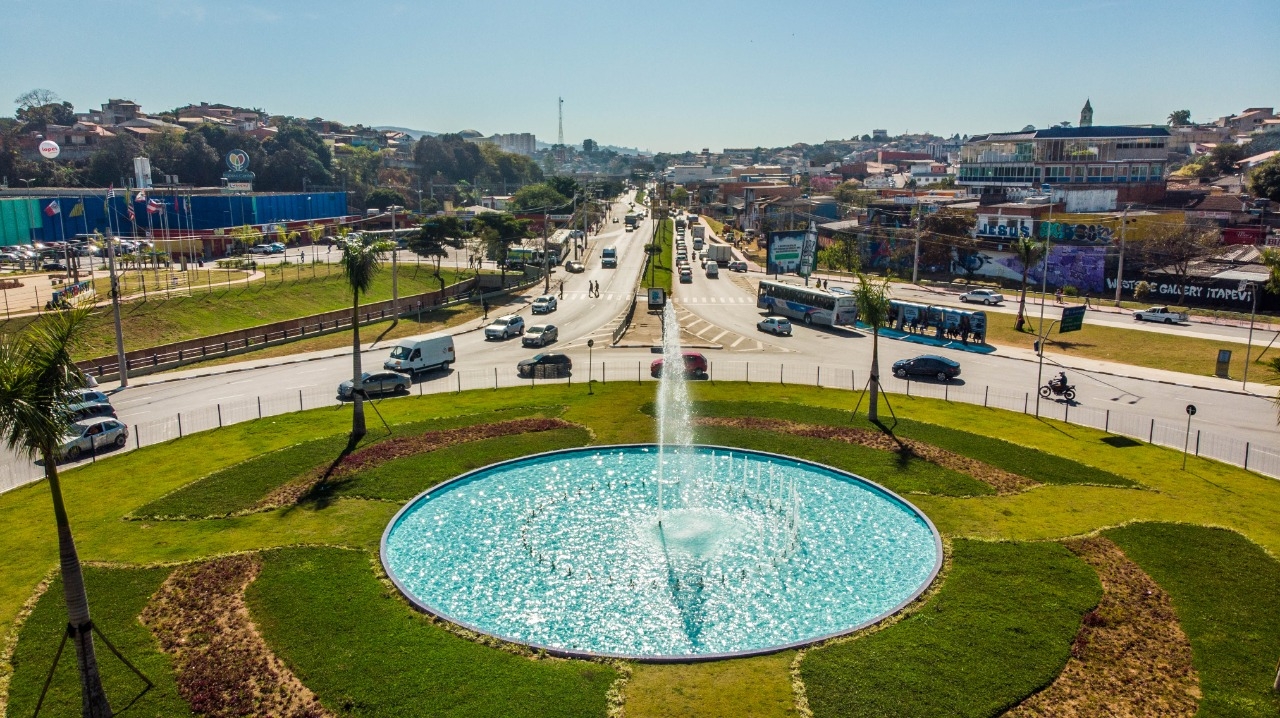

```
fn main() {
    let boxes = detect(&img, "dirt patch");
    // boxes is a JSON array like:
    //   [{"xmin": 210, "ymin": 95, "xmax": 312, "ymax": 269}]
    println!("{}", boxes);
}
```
[
  {"xmin": 141, "ymin": 555, "xmax": 332, "ymax": 718},
  {"xmin": 695, "ymin": 416, "xmax": 1038, "ymax": 494},
  {"xmin": 1005, "ymin": 536, "xmax": 1200, "ymax": 717},
  {"xmin": 257, "ymin": 417, "xmax": 576, "ymax": 509}
]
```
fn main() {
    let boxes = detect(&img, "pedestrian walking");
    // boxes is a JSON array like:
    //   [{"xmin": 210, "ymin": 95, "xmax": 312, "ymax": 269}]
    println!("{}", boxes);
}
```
[{"xmin": 559, "ymin": 280, "xmax": 564, "ymax": 299}]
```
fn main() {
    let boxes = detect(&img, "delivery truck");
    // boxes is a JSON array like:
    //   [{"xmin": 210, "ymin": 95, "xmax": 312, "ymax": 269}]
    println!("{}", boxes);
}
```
[
  {"xmin": 704, "ymin": 244, "xmax": 733, "ymax": 266},
  {"xmin": 384, "ymin": 334, "xmax": 455, "ymax": 373}
]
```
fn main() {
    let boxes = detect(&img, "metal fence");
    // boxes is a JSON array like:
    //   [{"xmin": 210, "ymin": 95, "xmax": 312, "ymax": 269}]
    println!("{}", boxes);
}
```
[{"xmin": 3, "ymin": 358, "xmax": 1277, "ymax": 495}]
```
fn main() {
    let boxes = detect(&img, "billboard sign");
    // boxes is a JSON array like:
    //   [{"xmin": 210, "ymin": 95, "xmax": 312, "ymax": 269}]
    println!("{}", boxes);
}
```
[
  {"xmin": 225, "ymin": 149, "xmax": 250, "ymax": 172},
  {"xmin": 798, "ymin": 223, "xmax": 818, "ymax": 278},
  {"xmin": 766, "ymin": 230, "xmax": 806, "ymax": 275}
]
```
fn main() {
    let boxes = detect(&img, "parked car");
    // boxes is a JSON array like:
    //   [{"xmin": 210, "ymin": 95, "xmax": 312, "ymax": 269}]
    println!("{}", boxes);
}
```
[
  {"xmin": 650, "ymin": 352, "xmax": 708, "ymax": 378},
  {"xmin": 58, "ymin": 417, "xmax": 128, "ymax": 462},
  {"xmin": 338, "ymin": 370, "xmax": 412, "ymax": 399},
  {"xmin": 249, "ymin": 244, "xmax": 273, "ymax": 255},
  {"xmin": 71, "ymin": 389, "xmax": 111, "ymax": 405},
  {"xmin": 485, "ymin": 315, "xmax": 526, "ymax": 340},
  {"xmin": 523, "ymin": 324, "xmax": 559, "ymax": 347},
  {"xmin": 959, "ymin": 288, "xmax": 1005, "ymax": 305},
  {"xmin": 517, "ymin": 353, "xmax": 572, "ymax": 378},
  {"xmin": 829, "ymin": 286, "xmax": 851, "ymax": 296},
  {"xmin": 892, "ymin": 354, "xmax": 961, "ymax": 381},
  {"xmin": 531, "ymin": 295, "xmax": 558, "ymax": 314},
  {"xmin": 679, "ymin": 267, "xmax": 693, "ymax": 283},
  {"xmin": 757, "ymin": 317, "xmax": 793, "ymax": 336},
  {"xmin": 42, "ymin": 261, "xmax": 68, "ymax": 271},
  {"xmin": 564, "ymin": 260, "xmax": 585, "ymax": 273},
  {"xmin": 727, "ymin": 260, "xmax": 748, "ymax": 272},
  {"xmin": 268, "ymin": 242, "xmax": 286, "ymax": 254}
]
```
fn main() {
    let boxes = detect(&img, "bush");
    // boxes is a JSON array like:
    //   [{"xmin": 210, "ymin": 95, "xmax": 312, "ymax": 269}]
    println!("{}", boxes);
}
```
[
  {"xmin": 1062, "ymin": 285, "xmax": 1079, "ymax": 297},
  {"xmin": 1134, "ymin": 281, "xmax": 1152, "ymax": 301}
]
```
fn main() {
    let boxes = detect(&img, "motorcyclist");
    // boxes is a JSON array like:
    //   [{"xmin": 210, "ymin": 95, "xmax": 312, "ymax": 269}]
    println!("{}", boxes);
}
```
[{"xmin": 1052, "ymin": 371, "xmax": 1068, "ymax": 391}]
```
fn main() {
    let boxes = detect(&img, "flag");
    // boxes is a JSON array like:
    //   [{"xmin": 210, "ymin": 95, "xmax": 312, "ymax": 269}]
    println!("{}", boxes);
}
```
[
  {"xmin": 136, "ymin": 189, "xmax": 148, "ymax": 202},
  {"xmin": 43, "ymin": 200, "xmax": 61, "ymax": 217},
  {"xmin": 125, "ymin": 188, "xmax": 135, "ymax": 222},
  {"xmin": 69, "ymin": 201, "xmax": 85, "ymax": 218},
  {"xmin": 147, "ymin": 199, "xmax": 164, "ymax": 214}
]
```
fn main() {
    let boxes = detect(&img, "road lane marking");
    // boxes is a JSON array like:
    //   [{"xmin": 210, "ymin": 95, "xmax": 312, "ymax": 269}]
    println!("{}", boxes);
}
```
[
  {"xmin": 731, "ymin": 336, "xmax": 745, "ymax": 348},
  {"xmin": 711, "ymin": 330, "xmax": 729, "ymax": 343}
]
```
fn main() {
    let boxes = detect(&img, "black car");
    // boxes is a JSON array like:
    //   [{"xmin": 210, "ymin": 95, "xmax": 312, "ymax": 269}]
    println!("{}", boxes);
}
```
[
  {"xmin": 892, "ymin": 354, "xmax": 961, "ymax": 381},
  {"xmin": 42, "ymin": 261, "xmax": 69, "ymax": 272},
  {"xmin": 517, "ymin": 353, "xmax": 572, "ymax": 378}
]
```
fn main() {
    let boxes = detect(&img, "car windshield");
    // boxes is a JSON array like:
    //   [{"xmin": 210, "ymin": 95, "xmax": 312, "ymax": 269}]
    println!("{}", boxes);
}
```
[
  {"xmin": 493, "ymin": 318, "xmax": 510, "ymax": 327},
  {"xmin": 531, "ymin": 354, "xmax": 545, "ymax": 361},
  {"xmin": 389, "ymin": 346, "xmax": 411, "ymax": 359},
  {"xmin": 528, "ymin": 326, "xmax": 544, "ymax": 333}
]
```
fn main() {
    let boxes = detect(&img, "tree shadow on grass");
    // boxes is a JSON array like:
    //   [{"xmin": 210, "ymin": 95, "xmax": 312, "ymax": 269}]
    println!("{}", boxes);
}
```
[{"xmin": 282, "ymin": 434, "xmax": 363, "ymax": 513}]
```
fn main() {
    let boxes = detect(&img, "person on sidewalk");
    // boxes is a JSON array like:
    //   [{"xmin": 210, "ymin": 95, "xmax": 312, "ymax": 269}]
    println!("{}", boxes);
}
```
[{"xmin": 559, "ymin": 280, "xmax": 564, "ymax": 299}]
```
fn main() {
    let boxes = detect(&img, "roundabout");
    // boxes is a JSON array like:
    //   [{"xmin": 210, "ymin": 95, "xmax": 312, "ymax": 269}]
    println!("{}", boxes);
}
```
[{"xmin": 381, "ymin": 445, "xmax": 941, "ymax": 660}]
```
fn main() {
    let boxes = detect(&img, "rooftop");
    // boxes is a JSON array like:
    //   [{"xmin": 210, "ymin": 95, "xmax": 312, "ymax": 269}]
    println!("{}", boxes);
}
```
[{"xmin": 968, "ymin": 126, "xmax": 1171, "ymax": 143}]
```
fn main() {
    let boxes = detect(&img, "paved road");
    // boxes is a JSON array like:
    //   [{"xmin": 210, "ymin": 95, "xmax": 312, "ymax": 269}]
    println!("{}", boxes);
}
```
[{"xmin": 5, "ymin": 193, "xmax": 1280, "ymax": 492}]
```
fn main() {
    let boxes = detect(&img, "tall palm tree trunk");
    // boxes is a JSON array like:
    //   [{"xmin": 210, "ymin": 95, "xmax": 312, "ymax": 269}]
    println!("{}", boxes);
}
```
[
  {"xmin": 42, "ymin": 446, "xmax": 112, "ymax": 717},
  {"xmin": 351, "ymin": 290, "xmax": 365, "ymax": 439},
  {"xmin": 868, "ymin": 330, "xmax": 881, "ymax": 422},
  {"xmin": 1017, "ymin": 267, "xmax": 1030, "ymax": 328}
]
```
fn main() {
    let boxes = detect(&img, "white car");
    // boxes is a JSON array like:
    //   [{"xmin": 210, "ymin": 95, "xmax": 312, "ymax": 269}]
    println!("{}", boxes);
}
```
[
  {"xmin": 58, "ymin": 417, "xmax": 128, "ymax": 462},
  {"xmin": 757, "ymin": 317, "xmax": 793, "ymax": 336},
  {"xmin": 959, "ymin": 288, "xmax": 1005, "ymax": 305},
  {"xmin": 523, "ymin": 324, "xmax": 559, "ymax": 347},
  {"xmin": 485, "ymin": 315, "xmax": 526, "ymax": 340},
  {"xmin": 531, "ymin": 295, "xmax": 558, "ymax": 314}
]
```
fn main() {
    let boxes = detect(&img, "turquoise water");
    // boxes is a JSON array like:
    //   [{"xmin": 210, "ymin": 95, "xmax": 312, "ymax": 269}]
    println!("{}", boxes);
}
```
[{"xmin": 382, "ymin": 445, "xmax": 940, "ymax": 659}]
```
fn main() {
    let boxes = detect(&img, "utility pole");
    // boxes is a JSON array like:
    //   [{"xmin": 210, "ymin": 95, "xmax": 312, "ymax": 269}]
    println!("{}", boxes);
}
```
[
  {"xmin": 105, "ymin": 225, "xmax": 128, "ymax": 388},
  {"xmin": 543, "ymin": 209, "xmax": 550, "ymax": 293},
  {"xmin": 911, "ymin": 204, "xmax": 921, "ymax": 284},
  {"xmin": 1114, "ymin": 203, "xmax": 1131, "ymax": 306},
  {"xmin": 391, "ymin": 206, "xmax": 399, "ymax": 320}
]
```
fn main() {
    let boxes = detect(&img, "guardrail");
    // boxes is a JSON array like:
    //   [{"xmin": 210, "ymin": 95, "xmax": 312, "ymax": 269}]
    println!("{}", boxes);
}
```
[
  {"xmin": 79, "ymin": 274, "xmax": 543, "ymax": 382},
  {"xmin": 4, "ymin": 358, "xmax": 1276, "ymax": 496}
]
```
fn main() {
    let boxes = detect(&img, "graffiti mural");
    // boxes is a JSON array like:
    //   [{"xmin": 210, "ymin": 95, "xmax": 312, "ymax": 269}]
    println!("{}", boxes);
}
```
[{"xmin": 959, "ymin": 244, "xmax": 1107, "ymax": 293}]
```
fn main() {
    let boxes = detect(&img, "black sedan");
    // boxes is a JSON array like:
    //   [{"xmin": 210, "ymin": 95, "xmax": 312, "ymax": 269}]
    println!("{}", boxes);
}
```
[
  {"xmin": 517, "ymin": 353, "xmax": 572, "ymax": 378},
  {"xmin": 892, "ymin": 355, "xmax": 961, "ymax": 382}
]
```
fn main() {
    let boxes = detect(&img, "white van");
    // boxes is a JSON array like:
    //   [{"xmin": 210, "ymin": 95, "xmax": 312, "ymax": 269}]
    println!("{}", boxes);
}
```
[{"xmin": 384, "ymin": 334, "xmax": 455, "ymax": 373}]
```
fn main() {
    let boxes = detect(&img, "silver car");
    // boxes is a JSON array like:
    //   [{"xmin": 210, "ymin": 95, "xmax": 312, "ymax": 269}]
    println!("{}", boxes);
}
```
[
  {"xmin": 485, "ymin": 315, "xmax": 526, "ymax": 340},
  {"xmin": 959, "ymin": 288, "xmax": 1005, "ymax": 305},
  {"xmin": 58, "ymin": 417, "xmax": 128, "ymax": 461},
  {"xmin": 338, "ymin": 370, "xmax": 412, "ymax": 399},
  {"xmin": 523, "ymin": 324, "xmax": 559, "ymax": 347}
]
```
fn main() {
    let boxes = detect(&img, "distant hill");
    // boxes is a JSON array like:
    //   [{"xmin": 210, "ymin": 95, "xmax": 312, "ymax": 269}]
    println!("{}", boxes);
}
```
[{"xmin": 374, "ymin": 125, "xmax": 439, "ymax": 139}]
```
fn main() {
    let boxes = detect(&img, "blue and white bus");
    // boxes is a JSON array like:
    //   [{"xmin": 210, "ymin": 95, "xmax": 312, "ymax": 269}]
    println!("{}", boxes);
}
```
[{"xmin": 757, "ymin": 280, "xmax": 859, "ymax": 326}]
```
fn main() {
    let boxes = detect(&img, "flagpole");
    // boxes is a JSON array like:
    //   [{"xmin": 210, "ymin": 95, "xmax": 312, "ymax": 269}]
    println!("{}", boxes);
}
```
[{"xmin": 104, "ymin": 193, "xmax": 129, "ymax": 388}]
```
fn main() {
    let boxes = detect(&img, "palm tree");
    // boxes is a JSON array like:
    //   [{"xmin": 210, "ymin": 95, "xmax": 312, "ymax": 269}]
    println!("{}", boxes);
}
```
[
  {"xmin": 338, "ymin": 234, "xmax": 392, "ymax": 439},
  {"xmin": 0, "ymin": 308, "xmax": 113, "ymax": 717},
  {"xmin": 1013, "ymin": 236, "xmax": 1047, "ymax": 332},
  {"xmin": 853, "ymin": 273, "xmax": 892, "ymax": 422}
]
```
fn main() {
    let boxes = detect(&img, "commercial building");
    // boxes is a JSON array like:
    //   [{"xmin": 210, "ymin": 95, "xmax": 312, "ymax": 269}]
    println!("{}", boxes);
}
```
[{"xmin": 958, "ymin": 125, "xmax": 1171, "ymax": 210}]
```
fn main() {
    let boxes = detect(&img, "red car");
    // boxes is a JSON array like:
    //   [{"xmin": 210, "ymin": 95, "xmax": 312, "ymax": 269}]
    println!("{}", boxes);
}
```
[{"xmin": 650, "ymin": 352, "xmax": 708, "ymax": 378}]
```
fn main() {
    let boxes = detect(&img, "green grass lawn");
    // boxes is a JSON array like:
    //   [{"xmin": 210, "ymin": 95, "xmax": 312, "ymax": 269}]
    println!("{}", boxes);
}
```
[
  {"xmin": 634, "ymin": 189, "xmax": 646, "ymax": 205},
  {"xmin": 324, "ymin": 427, "xmax": 592, "ymax": 502},
  {"xmin": 1107, "ymin": 523, "xmax": 1280, "ymax": 717},
  {"xmin": 801, "ymin": 540, "xmax": 1102, "ymax": 718},
  {"xmin": 0, "ymin": 266, "xmax": 472, "ymax": 360},
  {"xmin": 246, "ymin": 546, "xmax": 617, "ymax": 718},
  {"xmin": 135, "ymin": 406, "xmax": 562, "ymax": 518},
  {"xmin": 687, "ymin": 400, "xmax": 1132, "ymax": 488},
  {"xmin": 2, "ymin": 382, "xmax": 1280, "ymax": 718},
  {"xmin": 646, "ymin": 219, "xmax": 673, "ymax": 293},
  {"xmin": 696, "ymin": 425, "xmax": 994, "ymax": 497},
  {"xmin": 984, "ymin": 314, "xmax": 1265, "ymax": 379},
  {"xmin": 5, "ymin": 566, "xmax": 192, "ymax": 718}
]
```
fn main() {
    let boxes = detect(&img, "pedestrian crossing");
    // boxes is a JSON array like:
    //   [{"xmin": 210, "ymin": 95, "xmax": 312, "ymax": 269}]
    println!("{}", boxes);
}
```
[
  {"xmin": 673, "ymin": 296, "xmax": 756, "ymax": 305},
  {"xmin": 556, "ymin": 292, "xmax": 628, "ymax": 302}
]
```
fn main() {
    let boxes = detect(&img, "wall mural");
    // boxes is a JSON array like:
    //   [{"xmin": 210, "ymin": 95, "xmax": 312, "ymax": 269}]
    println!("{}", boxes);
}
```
[{"xmin": 958, "ymin": 245, "xmax": 1107, "ymax": 293}]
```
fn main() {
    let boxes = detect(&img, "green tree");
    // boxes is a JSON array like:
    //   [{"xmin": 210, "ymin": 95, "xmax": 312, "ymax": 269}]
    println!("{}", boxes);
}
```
[
  {"xmin": 411, "ymin": 216, "xmax": 466, "ymax": 290},
  {"xmin": 853, "ymin": 273, "xmax": 892, "ymax": 422},
  {"xmin": 670, "ymin": 187, "xmax": 689, "ymax": 206},
  {"xmin": 474, "ymin": 212, "xmax": 531, "ymax": 284},
  {"xmin": 338, "ymin": 235, "xmax": 392, "ymax": 439},
  {"xmin": 1013, "ymin": 237, "xmax": 1047, "ymax": 330},
  {"xmin": 1168, "ymin": 109, "xmax": 1192, "ymax": 126},
  {"xmin": 365, "ymin": 187, "xmax": 407, "ymax": 211},
  {"xmin": 918, "ymin": 210, "xmax": 977, "ymax": 277},
  {"xmin": 1131, "ymin": 221, "xmax": 1221, "ymax": 304},
  {"xmin": 86, "ymin": 134, "xmax": 143, "ymax": 187},
  {"xmin": 1209, "ymin": 143, "xmax": 1247, "ymax": 174},
  {"xmin": 546, "ymin": 175, "xmax": 580, "ymax": 200},
  {"xmin": 1248, "ymin": 155, "xmax": 1280, "ymax": 202},
  {"xmin": 510, "ymin": 183, "xmax": 569, "ymax": 211},
  {"xmin": 0, "ymin": 308, "xmax": 114, "ymax": 716}
]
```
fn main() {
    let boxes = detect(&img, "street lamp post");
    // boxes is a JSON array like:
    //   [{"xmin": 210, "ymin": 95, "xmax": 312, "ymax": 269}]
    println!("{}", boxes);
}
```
[
  {"xmin": 1242, "ymin": 280, "xmax": 1258, "ymax": 389},
  {"xmin": 587, "ymin": 339, "xmax": 594, "ymax": 395}
]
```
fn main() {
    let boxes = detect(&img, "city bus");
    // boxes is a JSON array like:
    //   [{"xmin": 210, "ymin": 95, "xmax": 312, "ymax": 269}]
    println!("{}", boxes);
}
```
[{"xmin": 757, "ymin": 280, "xmax": 859, "ymax": 326}]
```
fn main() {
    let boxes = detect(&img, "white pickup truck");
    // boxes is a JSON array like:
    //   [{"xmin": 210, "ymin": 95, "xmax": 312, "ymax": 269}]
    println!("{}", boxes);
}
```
[{"xmin": 1133, "ymin": 306, "xmax": 1189, "ymax": 324}]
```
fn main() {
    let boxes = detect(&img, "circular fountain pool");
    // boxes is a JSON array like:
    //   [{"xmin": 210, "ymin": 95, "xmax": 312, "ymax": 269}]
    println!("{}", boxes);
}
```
[{"xmin": 381, "ymin": 445, "xmax": 941, "ymax": 661}]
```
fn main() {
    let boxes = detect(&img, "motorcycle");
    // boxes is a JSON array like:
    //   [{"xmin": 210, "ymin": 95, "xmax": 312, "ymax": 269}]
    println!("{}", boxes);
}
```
[{"xmin": 1039, "ymin": 381, "xmax": 1076, "ymax": 402}]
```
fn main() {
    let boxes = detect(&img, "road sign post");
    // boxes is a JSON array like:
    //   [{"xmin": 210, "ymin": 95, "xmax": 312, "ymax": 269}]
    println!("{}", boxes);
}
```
[
  {"xmin": 1183, "ymin": 404, "xmax": 1196, "ymax": 469},
  {"xmin": 1059, "ymin": 305, "xmax": 1086, "ymax": 333}
]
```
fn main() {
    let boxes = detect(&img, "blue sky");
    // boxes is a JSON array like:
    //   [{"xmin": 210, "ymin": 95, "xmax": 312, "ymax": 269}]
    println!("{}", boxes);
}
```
[{"xmin": 3, "ymin": 0, "xmax": 1277, "ymax": 152}]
